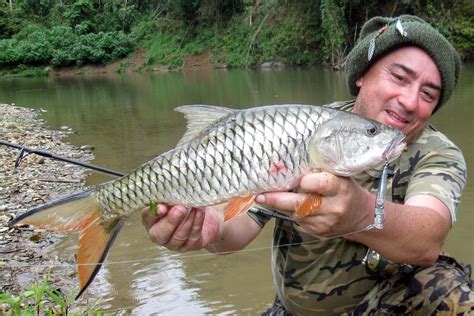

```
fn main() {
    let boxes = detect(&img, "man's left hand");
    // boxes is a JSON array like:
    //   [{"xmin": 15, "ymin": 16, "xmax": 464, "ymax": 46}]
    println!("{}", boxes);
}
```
[{"xmin": 255, "ymin": 172, "xmax": 373, "ymax": 237}]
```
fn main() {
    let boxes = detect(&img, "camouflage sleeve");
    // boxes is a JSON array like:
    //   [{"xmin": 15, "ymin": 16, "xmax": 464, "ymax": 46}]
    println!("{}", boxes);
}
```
[{"xmin": 404, "ymin": 128, "xmax": 467, "ymax": 223}]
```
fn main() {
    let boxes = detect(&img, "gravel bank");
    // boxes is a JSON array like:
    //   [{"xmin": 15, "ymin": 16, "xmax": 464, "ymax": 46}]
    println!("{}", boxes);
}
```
[{"xmin": 0, "ymin": 103, "xmax": 93, "ymax": 297}]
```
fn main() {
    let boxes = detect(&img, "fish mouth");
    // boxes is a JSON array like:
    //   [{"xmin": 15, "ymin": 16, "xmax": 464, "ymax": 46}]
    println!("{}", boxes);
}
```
[{"xmin": 382, "ymin": 134, "xmax": 407, "ymax": 162}]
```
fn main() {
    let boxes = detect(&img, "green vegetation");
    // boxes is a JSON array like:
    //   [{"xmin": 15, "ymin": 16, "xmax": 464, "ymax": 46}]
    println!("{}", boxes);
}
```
[
  {"xmin": 0, "ymin": 1, "xmax": 472, "ymax": 72},
  {"xmin": 0, "ymin": 26, "xmax": 132, "ymax": 68},
  {"xmin": 0, "ymin": 274, "xmax": 102, "ymax": 314}
]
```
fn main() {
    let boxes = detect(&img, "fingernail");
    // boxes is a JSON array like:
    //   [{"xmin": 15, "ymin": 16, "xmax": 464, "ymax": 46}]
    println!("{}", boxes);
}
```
[
  {"xmin": 157, "ymin": 204, "xmax": 167, "ymax": 216},
  {"xmin": 255, "ymin": 195, "xmax": 265, "ymax": 203}
]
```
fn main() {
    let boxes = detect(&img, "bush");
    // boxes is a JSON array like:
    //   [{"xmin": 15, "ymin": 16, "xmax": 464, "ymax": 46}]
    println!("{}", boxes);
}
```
[
  {"xmin": 0, "ymin": 39, "xmax": 20, "ymax": 65},
  {"xmin": 257, "ymin": 14, "xmax": 322, "ymax": 66},
  {"xmin": 0, "ymin": 27, "xmax": 134, "ymax": 67},
  {"xmin": 146, "ymin": 32, "xmax": 185, "ymax": 68}
]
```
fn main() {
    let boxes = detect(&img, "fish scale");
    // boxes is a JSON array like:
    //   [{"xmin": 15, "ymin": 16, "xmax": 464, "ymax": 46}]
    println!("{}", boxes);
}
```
[{"xmin": 10, "ymin": 104, "xmax": 406, "ymax": 298}]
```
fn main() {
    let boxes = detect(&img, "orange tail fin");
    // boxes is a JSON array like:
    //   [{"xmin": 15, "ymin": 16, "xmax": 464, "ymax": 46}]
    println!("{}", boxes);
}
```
[{"xmin": 9, "ymin": 190, "xmax": 123, "ymax": 299}]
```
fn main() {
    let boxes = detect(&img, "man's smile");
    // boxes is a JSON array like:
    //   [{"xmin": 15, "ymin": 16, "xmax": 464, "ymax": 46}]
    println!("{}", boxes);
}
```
[{"xmin": 384, "ymin": 108, "xmax": 410, "ymax": 128}]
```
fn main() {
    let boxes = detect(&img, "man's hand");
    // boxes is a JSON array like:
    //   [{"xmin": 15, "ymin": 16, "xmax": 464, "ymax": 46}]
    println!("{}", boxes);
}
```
[
  {"xmin": 141, "ymin": 204, "xmax": 223, "ymax": 252},
  {"xmin": 256, "ymin": 172, "xmax": 373, "ymax": 237}
]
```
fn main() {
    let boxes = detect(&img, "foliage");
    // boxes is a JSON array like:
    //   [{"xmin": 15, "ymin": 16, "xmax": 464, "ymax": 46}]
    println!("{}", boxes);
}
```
[
  {"xmin": 162, "ymin": 0, "xmax": 244, "ymax": 25},
  {"xmin": 0, "ymin": 6, "xmax": 23, "ymax": 39},
  {"xmin": 450, "ymin": 14, "xmax": 474, "ymax": 60},
  {"xmin": 0, "ymin": 274, "xmax": 102, "ymax": 314},
  {"xmin": 0, "ymin": 65, "xmax": 51, "ymax": 77},
  {"xmin": 431, "ymin": 0, "xmax": 474, "ymax": 60},
  {"xmin": 146, "ymin": 30, "xmax": 185, "ymax": 68},
  {"xmin": 256, "ymin": 12, "xmax": 322, "ymax": 66},
  {"xmin": 198, "ymin": 0, "xmax": 245, "ymax": 25},
  {"xmin": 0, "ymin": 26, "xmax": 134, "ymax": 67},
  {"xmin": 16, "ymin": 0, "xmax": 56, "ymax": 18},
  {"xmin": 62, "ymin": 0, "xmax": 95, "ymax": 29},
  {"xmin": 0, "ymin": 0, "xmax": 472, "ymax": 72},
  {"xmin": 320, "ymin": 0, "xmax": 348, "ymax": 68},
  {"xmin": 163, "ymin": 0, "xmax": 201, "ymax": 23}
]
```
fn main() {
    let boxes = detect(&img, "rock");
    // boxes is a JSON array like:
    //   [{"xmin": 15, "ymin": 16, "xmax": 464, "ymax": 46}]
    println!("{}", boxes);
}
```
[
  {"xmin": 260, "ymin": 61, "xmax": 285, "ymax": 69},
  {"xmin": 80, "ymin": 145, "xmax": 95, "ymax": 151},
  {"xmin": 214, "ymin": 63, "xmax": 229, "ymax": 69},
  {"xmin": 32, "ymin": 156, "xmax": 45, "ymax": 164},
  {"xmin": 16, "ymin": 272, "xmax": 36, "ymax": 288}
]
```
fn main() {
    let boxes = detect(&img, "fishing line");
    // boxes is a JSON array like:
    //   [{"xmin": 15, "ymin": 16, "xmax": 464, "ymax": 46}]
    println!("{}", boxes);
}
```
[
  {"xmin": 0, "ymin": 241, "xmax": 287, "ymax": 268},
  {"xmin": 2, "ymin": 223, "xmax": 375, "ymax": 269},
  {"xmin": 2, "ymin": 143, "xmax": 387, "ymax": 272},
  {"xmin": 1, "ymin": 140, "xmax": 283, "ymax": 220}
]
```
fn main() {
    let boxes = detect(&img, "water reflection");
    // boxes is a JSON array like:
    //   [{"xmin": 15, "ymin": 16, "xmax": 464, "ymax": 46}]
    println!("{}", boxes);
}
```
[{"xmin": 0, "ymin": 65, "xmax": 472, "ymax": 314}]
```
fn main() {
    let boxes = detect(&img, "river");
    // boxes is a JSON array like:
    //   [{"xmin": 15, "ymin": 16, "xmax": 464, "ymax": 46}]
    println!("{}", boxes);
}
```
[{"xmin": 0, "ymin": 65, "xmax": 472, "ymax": 314}]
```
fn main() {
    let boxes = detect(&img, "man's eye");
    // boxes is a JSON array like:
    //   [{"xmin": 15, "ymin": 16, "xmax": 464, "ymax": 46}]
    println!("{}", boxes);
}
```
[
  {"xmin": 421, "ymin": 90, "xmax": 437, "ymax": 103},
  {"xmin": 422, "ymin": 92, "xmax": 433, "ymax": 101},
  {"xmin": 393, "ymin": 73, "xmax": 405, "ymax": 82}
]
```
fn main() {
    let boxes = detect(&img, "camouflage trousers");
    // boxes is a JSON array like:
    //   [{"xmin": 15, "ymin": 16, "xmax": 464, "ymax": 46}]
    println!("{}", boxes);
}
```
[{"xmin": 262, "ymin": 255, "xmax": 474, "ymax": 315}]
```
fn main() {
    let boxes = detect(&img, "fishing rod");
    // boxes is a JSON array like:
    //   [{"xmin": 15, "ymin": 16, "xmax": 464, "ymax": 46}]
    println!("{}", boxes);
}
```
[
  {"xmin": 1, "ymin": 140, "xmax": 288, "ymax": 220},
  {"xmin": 1, "ymin": 140, "xmax": 125, "ymax": 177}
]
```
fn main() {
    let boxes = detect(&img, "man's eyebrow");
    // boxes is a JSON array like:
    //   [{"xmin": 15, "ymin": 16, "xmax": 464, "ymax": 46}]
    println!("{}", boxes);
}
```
[
  {"xmin": 393, "ymin": 63, "xmax": 417, "ymax": 77},
  {"xmin": 392, "ymin": 63, "xmax": 442, "ymax": 91}
]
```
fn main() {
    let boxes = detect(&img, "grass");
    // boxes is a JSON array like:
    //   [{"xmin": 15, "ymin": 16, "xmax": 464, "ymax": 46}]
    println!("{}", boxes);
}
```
[
  {"xmin": 0, "ymin": 65, "xmax": 51, "ymax": 78},
  {"xmin": 0, "ymin": 274, "xmax": 102, "ymax": 315},
  {"xmin": 143, "ymin": 13, "xmax": 323, "ymax": 70}
]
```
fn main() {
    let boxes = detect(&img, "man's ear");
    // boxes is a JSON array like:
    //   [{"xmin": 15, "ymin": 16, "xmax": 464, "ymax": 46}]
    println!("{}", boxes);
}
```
[{"xmin": 356, "ymin": 77, "xmax": 364, "ymax": 88}]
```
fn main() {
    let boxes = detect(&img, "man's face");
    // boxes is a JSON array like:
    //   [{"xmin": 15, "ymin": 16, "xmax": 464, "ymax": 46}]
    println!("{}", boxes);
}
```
[{"xmin": 353, "ymin": 46, "xmax": 442, "ymax": 144}]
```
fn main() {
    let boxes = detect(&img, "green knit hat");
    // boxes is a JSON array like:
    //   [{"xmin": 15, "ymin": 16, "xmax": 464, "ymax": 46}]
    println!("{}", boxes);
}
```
[{"xmin": 345, "ymin": 15, "xmax": 461, "ymax": 111}]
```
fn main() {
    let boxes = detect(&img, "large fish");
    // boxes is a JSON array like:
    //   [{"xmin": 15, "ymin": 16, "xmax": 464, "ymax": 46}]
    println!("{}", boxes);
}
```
[{"xmin": 10, "ymin": 104, "xmax": 406, "ymax": 298}]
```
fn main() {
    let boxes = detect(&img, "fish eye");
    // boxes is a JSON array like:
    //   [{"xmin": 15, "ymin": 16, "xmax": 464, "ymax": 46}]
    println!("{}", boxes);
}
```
[{"xmin": 366, "ymin": 123, "xmax": 379, "ymax": 137}]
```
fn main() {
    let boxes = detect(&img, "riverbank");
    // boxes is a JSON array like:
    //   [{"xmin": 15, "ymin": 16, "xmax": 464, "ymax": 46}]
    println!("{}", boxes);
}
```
[
  {"xmin": 0, "ymin": 104, "xmax": 93, "ymax": 299},
  {"xmin": 0, "ymin": 49, "xmax": 220, "ymax": 78}
]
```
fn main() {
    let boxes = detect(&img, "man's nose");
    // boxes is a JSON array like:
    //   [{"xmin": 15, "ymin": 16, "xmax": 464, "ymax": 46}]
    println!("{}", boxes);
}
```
[{"xmin": 397, "ymin": 87, "xmax": 418, "ymax": 112}]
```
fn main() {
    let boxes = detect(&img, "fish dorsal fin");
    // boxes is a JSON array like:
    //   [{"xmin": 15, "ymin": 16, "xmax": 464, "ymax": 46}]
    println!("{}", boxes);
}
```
[{"xmin": 175, "ymin": 105, "xmax": 237, "ymax": 146}]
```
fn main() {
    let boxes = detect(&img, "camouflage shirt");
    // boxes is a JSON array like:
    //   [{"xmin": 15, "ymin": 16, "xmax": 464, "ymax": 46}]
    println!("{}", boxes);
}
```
[{"xmin": 249, "ymin": 100, "xmax": 467, "ymax": 315}]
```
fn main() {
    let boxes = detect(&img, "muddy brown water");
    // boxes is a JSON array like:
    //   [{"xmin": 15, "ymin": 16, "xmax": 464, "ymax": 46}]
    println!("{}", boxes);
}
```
[{"xmin": 0, "ymin": 66, "xmax": 472, "ymax": 314}]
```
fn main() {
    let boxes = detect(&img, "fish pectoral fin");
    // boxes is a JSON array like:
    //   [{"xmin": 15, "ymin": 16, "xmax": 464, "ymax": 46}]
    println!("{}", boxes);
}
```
[
  {"xmin": 76, "ymin": 216, "xmax": 124, "ymax": 299},
  {"xmin": 223, "ymin": 196, "xmax": 256, "ymax": 222},
  {"xmin": 293, "ymin": 192, "xmax": 322, "ymax": 219}
]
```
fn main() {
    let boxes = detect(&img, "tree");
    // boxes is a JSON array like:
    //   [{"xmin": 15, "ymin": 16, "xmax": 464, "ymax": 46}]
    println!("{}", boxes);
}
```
[{"xmin": 320, "ymin": 0, "xmax": 348, "ymax": 69}]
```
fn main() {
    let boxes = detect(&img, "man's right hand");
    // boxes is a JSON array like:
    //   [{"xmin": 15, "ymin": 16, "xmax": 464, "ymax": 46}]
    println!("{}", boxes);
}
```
[{"xmin": 141, "ymin": 204, "xmax": 223, "ymax": 253}]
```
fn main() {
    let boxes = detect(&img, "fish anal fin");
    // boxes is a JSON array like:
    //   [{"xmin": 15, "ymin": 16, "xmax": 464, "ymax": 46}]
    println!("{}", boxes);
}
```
[
  {"xmin": 294, "ymin": 192, "xmax": 322, "ymax": 219},
  {"xmin": 76, "ymin": 214, "xmax": 124, "ymax": 299},
  {"xmin": 224, "ymin": 196, "xmax": 256, "ymax": 222}
]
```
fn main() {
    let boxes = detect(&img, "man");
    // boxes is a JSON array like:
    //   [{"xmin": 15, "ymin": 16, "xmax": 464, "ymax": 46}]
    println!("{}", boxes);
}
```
[{"xmin": 141, "ymin": 15, "xmax": 473, "ymax": 314}]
